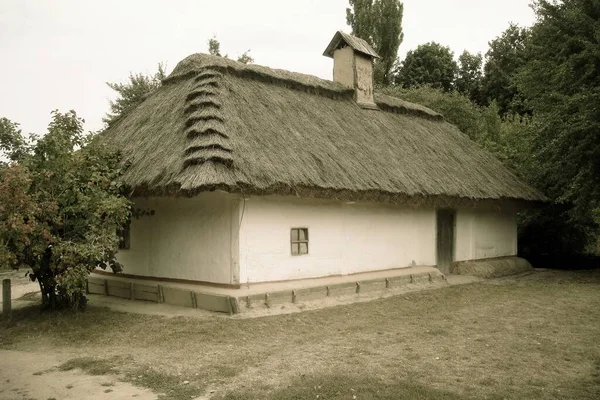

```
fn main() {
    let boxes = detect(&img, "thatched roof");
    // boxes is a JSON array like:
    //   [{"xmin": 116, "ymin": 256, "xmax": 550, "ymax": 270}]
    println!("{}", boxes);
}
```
[{"xmin": 102, "ymin": 53, "xmax": 544, "ymax": 206}]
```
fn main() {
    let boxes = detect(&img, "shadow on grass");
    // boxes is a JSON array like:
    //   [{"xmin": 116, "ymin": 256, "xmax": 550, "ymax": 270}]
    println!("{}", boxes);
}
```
[
  {"xmin": 0, "ymin": 304, "xmax": 146, "ymax": 346},
  {"xmin": 17, "ymin": 291, "xmax": 41, "ymax": 302},
  {"xmin": 527, "ymin": 254, "xmax": 600, "ymax": 270},
  {"xmin": 59, "ymin": 356, "xmax": 123, "ymax": 375},
  {"xmin": 220, "ymin": 374, "xmax": 468, "ymax": 400}
]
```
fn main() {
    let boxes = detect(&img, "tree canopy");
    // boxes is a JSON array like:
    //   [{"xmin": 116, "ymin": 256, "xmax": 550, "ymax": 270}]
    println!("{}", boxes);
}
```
[
  {"xmin": 480, "ymin": 24, "xmax": 530, "ymax": 115},
  {"xmin": 103, "ymin": 36, "xmax": 254, "ymax": 129},
  {"xmin": 104, "ymin": 63, "xmax": 166, "ymax": 127},
  {"xmin": 346, "ymin": 0, "xmax": 404, "ymax": 85},
  {"xmin": 455, "ymin": 50, "xmax": 483, "ymax": 102},
  {"xmin": 515, "ymin": 0, "xmax": 600, "ymax": 255},
  {"xmin": 394, "ymin": 42, "xmax": 457, "ymax": 91},
  {"xmin": 0, "ymin": 111, "xmax": 130, "ymax": 310}
]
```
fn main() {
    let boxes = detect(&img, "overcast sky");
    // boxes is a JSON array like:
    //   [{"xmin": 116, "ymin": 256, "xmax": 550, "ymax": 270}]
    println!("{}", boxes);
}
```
[{"xmin": 0, "ymin": 0, "xmax": 535, "ymax": 135}]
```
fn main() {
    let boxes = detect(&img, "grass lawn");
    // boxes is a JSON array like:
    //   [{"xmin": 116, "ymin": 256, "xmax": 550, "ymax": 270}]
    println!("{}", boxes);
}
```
[{"xmin": 1, "ymin": 269, "xmax": 600, "ymax": 399}]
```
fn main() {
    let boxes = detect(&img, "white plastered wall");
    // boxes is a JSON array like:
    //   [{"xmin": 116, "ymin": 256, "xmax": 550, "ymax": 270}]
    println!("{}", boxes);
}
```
[
  {"xmin": 454, "ymin": 208, "xmax": 518, "ymax": 261},
  {"xmin": 115, "ymin": 192, "xmax": 238, "ymax": 284},
  {"xmin": 238, "ymin": 196, "xmax": 437, "ymax": 283}
]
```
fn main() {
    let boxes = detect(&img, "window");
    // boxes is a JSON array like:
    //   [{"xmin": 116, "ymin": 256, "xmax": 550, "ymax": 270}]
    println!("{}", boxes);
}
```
[
  {"xmin": 291, "ymin": 228, "xmax": 309, "ymax": 256},
  {"xmin": 118, "ymin": 219, "xmax": 131, "ymax": 250}
]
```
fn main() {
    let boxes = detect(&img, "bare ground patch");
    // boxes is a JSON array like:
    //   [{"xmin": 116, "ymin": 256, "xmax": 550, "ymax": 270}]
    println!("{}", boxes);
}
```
[{"xmin": 0, "ymin": 350, "xmax": 156, "ymax": 400}]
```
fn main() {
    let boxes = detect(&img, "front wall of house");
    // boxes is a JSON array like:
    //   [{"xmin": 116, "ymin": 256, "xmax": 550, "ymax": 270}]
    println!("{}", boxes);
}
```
[
  {"xmin": 238, "ymin": 196, "xmax": 437, "ymax": 283},
  {"xmin": 454, "ymin": 208, "xmax": 517, "ymax": 261},
  {"xmin": 115, "ymin": 192, "xmax": 236, "ymax": 284}
]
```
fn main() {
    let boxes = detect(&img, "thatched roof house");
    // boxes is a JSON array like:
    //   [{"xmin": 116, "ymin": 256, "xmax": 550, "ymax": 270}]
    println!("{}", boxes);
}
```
[{"xmin": 97, "ymin": 31, "xmax": 542, "ymax": 302}]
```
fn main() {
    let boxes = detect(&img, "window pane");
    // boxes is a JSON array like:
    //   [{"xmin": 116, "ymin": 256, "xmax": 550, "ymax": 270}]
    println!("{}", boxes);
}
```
[
  {"xmin": 299, "ymin": 242, "xmax": 308, "ymax": 254},
  {"xmin": 291, "ymin": 229, "xmax": 299, "ymax": 241},
  {"xmin": 291, "ymin": 243, "xmax": 299, "ymax": 255},
  {"xmin": 299, "ymin": 228, "xmax": 307, "ymax": 241}
]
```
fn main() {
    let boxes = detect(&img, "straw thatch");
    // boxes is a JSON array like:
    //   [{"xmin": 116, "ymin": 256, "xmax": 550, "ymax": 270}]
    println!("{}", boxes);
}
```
[{"xmin": 101, "ymin": 53, "xmax": 545, "ymax": 206}]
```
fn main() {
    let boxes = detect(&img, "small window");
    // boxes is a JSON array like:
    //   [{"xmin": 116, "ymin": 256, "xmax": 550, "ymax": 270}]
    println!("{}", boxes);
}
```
[
  {"xmin": 291, "ymin": 228, "xmax": 309, "ymax": 256},
  {"xmin": 118, "ymin": 219, "xmax": 131, "ymax": 250}
]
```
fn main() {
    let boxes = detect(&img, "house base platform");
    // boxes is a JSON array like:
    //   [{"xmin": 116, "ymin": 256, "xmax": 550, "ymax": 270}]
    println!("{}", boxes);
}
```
[{"xmin": 88, "ymin": 266, "xmax": 447, "ymax": 314}]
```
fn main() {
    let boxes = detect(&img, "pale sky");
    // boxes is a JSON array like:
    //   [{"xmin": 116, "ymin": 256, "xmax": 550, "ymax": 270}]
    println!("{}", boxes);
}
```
[{"xmin": 0, "ymin": 0, "xmax": 535, "ymax": 135}]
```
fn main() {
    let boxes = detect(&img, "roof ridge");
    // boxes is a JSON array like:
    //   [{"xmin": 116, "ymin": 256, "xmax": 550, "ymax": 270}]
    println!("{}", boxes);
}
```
[
  {"xmin": 166, "ymin": 54, "xmax": 444, "ymax": 122},
  {"xmin": 165, "ymin": 53, "xmax": 354, "ymax": 100},
  {"xmin": 374, "ymin": 93, "xmax": 444, "ymax": 121}
]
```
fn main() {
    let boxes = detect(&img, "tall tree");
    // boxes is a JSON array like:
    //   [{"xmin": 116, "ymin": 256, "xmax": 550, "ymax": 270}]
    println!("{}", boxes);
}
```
[
  {"xmin": 455, "ymin": 50, "xmax": 483, "ymax": 102},
  {"xmin": 481, "ymin": 24, "xmax": 530, "ymax": 115},
  {"xmin": 394, "ymin": 42, "xmax": 457, "ymax": 91},
  {"xmin": 517, "ymin": 0, "xmax": 600, "ymax": 255},
  {"xmin": 0, "ymin": 111, "xmax": 130, "ymax": 309},
  {"xmin": 104, "ymin": 63, "xmax": 166, "ymax": 127},
  {"xmin": 346, "ymin": 0, "xmax": 374, "ymax": 40},
  {"xmin": 346, "ymin": 0, "xmax": 404, "ymax": 85}
]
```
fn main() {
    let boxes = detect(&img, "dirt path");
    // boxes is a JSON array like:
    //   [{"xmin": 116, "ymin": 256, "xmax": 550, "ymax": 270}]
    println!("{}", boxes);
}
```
[{"xmin": 0, "ymin": 350, "xmax": 157, "ymax": 400}]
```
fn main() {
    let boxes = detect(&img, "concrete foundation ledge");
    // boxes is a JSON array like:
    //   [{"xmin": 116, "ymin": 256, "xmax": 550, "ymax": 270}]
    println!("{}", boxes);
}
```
[
  {"xmin": 451, "ymin": 256, "xmax": 533, "ymax": 279},
  {"xmin": 88, "ymin": 266, "xmax": 445, "ymax": 315},
  {"xmin": 87, "ymin": 276, "xmax": 236, "ymax": 314},
  {"xmin": 237, "ymin": 270, "xmax": 446, "ymax": 311}
]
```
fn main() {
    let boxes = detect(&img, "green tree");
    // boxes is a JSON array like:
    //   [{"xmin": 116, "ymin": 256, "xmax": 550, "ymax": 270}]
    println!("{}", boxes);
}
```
[
  {"xmin": 346, "ymin": 0, "xmax": 404, "ymax": 84},
  {"xmin": 208, "ymin": 36, "xmax": 222, "ymax": 57},
  {"xmin": 0, "ymin": 111, "xmax": 131, "ymax": 310},
  {"xmin": 382, "ymin": 86, "xmax": 491, "ymax": 143},
  {"xmin": 394, "ymin": 42, "xmax": 457, "ymax": 91},
  {"xmin": 236, "ymin": 50, "xmax": 254, "ymax": 64},
  {"xmin": 208, "ymin": 36, "xmax": 254, "ymax": 64},
  {"xmin": 517, "ymin": 0, "xmax": 600, "ymax": 255},
  {"xmin": 456, "ymin": 50, "xmax": 483, "ymax": 102},
  {"xmin": 0, "ymin": 118, "xmax": 27, "ymax": 164},
  {"xmin": 481, "ymin": 24, "xmax": 530, "ymax": 115},
  {"xmin": 346, "ymin": 0, "xmax": 374, "ymax": 40},
  {"xmin": 104, "ymin": 63, "xmax": 166, "ymax": 127},
  {"xmin": 380, "ymin": 85, "xmax": 534, "ymax": 177}
]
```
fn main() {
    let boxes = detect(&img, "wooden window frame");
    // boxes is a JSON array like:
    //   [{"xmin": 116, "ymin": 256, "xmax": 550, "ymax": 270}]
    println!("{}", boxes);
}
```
[{"xmin": 290, "ymin": 228, "xmax": 309, "ymax": 256}]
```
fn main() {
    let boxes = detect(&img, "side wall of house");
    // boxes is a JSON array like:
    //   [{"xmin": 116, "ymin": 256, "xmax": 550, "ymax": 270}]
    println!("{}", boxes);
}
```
[
  {"xmin": 114, "ymin": 192, "xmax": 238, "ymax": 284},
  {"xmin": 238, "ymin": 196, "xmax": 437, "ymax": 283},
  {"xmin": 454, "ymin": 208, "xmax": 518, "ymax": 261}
]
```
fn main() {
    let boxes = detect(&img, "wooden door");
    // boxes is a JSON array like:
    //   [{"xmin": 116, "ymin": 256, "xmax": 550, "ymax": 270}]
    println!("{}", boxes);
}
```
[{"xmin": 436, "ymin": 210, "xmax": 455, "ymax": 274}]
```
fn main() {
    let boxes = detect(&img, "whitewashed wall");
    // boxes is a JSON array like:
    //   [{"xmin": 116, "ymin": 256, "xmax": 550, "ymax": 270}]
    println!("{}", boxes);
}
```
[
  {"xmin": 113, "ymin": 193, "xmax": 519, "ymax": 285},
  {"xmin": 454, "ymin": 208, "xmax": 517, "ymax": 261},
  {"xmin": 115, "ymin": 192, "xmax": 237, "ymax": 284},
  {"xmin": 238, "ymin": 196, "xmax": 437, "ymax": 283}
]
